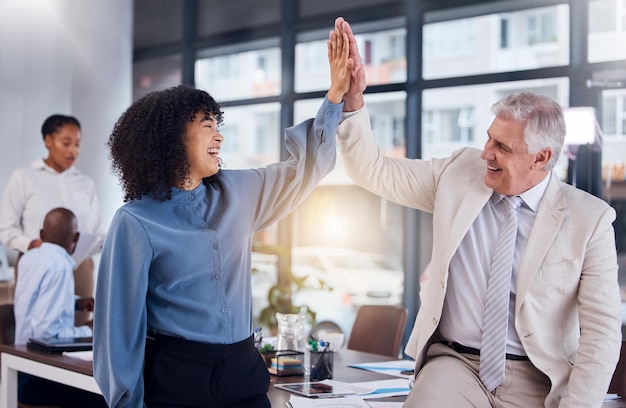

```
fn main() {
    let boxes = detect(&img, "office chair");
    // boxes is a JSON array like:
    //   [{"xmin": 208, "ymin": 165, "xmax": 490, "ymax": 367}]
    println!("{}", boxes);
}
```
[
  {"xmin": 609, "ymin": 340, "xmax": 626, "ymax": 397},
  {"xmin": 0, "ymin": 302, "xmax": 15, "ymax": 382},
  {"xmin": 0, "ymin": 302, "xmax": 15, "ymax": 346},
  {"xmin": 346, "ymin": 304, "xmax": 408, "ymax": 358}
]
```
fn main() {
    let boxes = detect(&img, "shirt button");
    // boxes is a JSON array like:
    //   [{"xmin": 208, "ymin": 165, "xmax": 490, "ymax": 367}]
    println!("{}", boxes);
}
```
[
  {"xmin": 221, "ymin": 308, "xmax": 227, "ymax": 314},
  {"xmin": 188, "ymin": 194, "xmax": 194, "ymax": 200},
  {"xmin": 200, "ymin": 223, "xmax": 207, "ymax": 228},
  {"xmin": 432, "ymin": 317, "xmax": 438, "ymax": 326},
  {"xmin": 440, "ymin": 281, "xmax": 444, "ymax": 289},
  {"xmin": 212, "ymin": 243, "xmax": 219, "ymax": 249},
  {"xmin": 214, "ymin": 274, "xmax": 221, "ymax": 280}
]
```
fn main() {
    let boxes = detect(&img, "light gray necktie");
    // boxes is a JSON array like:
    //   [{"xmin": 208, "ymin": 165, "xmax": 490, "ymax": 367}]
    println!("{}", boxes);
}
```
[{"xmin": 480, "ymin": 195, "xmax": 522, "ymax": 392}]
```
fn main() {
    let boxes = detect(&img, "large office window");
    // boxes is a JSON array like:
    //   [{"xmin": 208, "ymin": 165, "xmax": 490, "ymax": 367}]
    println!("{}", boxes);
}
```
[
  {"xmin": 423, "ymin": 4, "xmax": 569, "ymax": 79},
  {"xmin": 295, "ymin": 20, "xmax": 406, "ymax": 93},
  {"xmin": 133, "ymin": 0, "xmax": 626, "ymax": 341},
  {"xmin": 422, "ymin": 78, "xmax": 570, "ymax": 178},
  {"xmin": 219, "ymin": 103, "xmax": 281, "ymax": 170},
  {"xmin": 195, "ymin": 42, "xmax": 281, "ymax": 102},
  {"xmin": 589, "ymin": 0, "xmax": 626, "ymax": 62}
]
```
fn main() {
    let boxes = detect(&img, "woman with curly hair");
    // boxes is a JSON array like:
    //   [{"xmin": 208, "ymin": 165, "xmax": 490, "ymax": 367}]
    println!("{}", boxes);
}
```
[{"xmin": 93, "ymin": 23, "xmax": 354, "ymax": 408}]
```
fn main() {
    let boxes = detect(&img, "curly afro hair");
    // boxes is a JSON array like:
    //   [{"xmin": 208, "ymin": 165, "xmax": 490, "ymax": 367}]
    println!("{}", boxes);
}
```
[{"xmin": 108, "ymin": 85, "xmax": 223, "ymax": 202}]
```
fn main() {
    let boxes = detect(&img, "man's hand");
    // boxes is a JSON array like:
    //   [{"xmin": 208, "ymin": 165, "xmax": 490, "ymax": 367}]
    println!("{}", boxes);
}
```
[
  {"xmin": 327, "ymin": 25, "xmax": 353, "ymax": 104},
  {"xmin": 335, "ymin": 17, "xmax": 366, "ymax": 111},
  {"xmin": 75, "ymin": 297, "xmax": 95, "ymax": 312}
]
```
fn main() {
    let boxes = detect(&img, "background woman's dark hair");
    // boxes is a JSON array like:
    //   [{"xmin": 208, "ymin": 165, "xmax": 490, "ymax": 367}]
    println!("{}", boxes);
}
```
[
  {"xmin": 41, "ymin": 114, "xmax": 81, "ymax": 139},
  {"xmin": 107, "ymin": 84, "xmax": 223, "ymax": 202}
]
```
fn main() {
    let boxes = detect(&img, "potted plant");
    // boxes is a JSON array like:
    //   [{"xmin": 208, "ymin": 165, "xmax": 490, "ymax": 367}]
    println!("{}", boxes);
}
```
[{"xmin": 258, "ymin": 343, "xmax": 277, "ymax": 368}]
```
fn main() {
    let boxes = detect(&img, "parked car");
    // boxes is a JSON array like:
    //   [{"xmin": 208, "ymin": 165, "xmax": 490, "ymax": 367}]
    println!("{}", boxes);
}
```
[
  {"xmin": 251, "ymin": 246, "xmax": 404, "ymax": 343},
  {"xmin": 291, "ymin": 246, "xmax": 405, "ymax": 307},
  {"xmin": 251, "ymin": 250, "xmax": 357, "ymax": 340}
]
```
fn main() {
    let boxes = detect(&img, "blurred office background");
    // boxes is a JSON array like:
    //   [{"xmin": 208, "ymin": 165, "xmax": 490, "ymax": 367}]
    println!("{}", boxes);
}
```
[{"xmin": 1, "ymin": 0, "xmax": 625, "ymax": 352}]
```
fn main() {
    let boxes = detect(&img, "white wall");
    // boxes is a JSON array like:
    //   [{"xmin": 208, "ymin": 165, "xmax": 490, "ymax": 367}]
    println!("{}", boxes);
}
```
[{"xmin": 0, "ymin": 0, "xmax": 132, "ymax": 235}]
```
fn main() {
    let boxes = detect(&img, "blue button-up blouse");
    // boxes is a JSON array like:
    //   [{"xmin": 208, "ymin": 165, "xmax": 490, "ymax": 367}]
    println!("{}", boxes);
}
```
[{"xmin": 93, "ymin": 97, "xmax": 341, "ymax": 408}]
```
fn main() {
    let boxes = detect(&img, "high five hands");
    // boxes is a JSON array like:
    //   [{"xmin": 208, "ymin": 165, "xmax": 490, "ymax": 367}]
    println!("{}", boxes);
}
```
[
  {"xmin": 334, "ymin": 17, "xmax": 366, "ymax": 111},
  {"xmin": 327, "ymin": 21, "xmax": 353, "ymax": 104}
]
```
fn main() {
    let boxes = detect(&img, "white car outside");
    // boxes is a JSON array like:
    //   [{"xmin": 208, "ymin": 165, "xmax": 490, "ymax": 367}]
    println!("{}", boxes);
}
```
[{"xmin": 291, "ymin": 246, "xmax": 404, "ymax": 307}]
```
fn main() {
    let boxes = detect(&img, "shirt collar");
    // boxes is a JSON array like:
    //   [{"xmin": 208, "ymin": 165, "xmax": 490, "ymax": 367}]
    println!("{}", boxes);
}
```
[
  {"xmin": 40, "ymin": 242, "xmax": 77, "ymax": 269},
  {"xmin": 31, "ymin": 158, "xmax": 77, "ymax": 175},
  {"xmin": 492, "ymin": 172, "xmax": 551, "ymax": 213},
  {"xmin": 169, "ymin": 182, "xmax": 207, "ymax": 203}
]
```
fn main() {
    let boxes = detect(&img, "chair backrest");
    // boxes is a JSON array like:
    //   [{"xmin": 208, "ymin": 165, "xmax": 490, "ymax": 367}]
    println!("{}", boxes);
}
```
[
  {"xmin": 347, "ymin": 304, "xmax": 408, "ymax": 358},
  {"xmin": 609, "ymin": 340, "xmax": 626, "ymax": 397},
  {"xmin": 0, "ymin": 303, "xmax": 15, "ymax": 346}
]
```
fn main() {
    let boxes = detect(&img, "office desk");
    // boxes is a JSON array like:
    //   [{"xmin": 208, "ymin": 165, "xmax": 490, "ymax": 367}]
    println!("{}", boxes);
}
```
[
  {"xmin": 0, "ymin": 344, "xmax": 101, "ymax": 408},
  {"xmin": 2, "ymin": 345, "xmax": 625, "ymax": 408}
]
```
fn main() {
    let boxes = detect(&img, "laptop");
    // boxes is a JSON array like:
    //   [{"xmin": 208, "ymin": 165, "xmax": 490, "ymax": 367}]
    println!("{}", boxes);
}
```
[{"xmin": 27, "ymin": 336, "xmax": 93, "ymax": 353}]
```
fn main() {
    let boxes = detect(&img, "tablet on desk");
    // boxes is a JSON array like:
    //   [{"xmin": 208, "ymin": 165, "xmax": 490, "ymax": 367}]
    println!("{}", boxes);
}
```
[
  {"xmin": 27, "ymin": 337, "xmax": 93, "ymax": 353},
  {"xmin": 274, "ymin": 381, "xmax": 355, "ymax": 398}
]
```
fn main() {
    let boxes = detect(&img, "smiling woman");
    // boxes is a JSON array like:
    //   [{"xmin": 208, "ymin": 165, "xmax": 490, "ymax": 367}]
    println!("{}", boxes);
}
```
[
  {"xmin": 94, "ymin": 20, "xmax": 353, "ymax": 407},
  {"xmin": 181, "ymin": 110, "xmax": 224, "ymax": 189}
]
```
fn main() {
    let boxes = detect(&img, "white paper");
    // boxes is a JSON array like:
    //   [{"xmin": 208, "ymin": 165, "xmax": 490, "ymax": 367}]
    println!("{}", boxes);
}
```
[
  {"xmin": 349, "ymin": 360, "xmax": 415, "ymax": 378},
  {"xmin": 71, "ymin": 231, "xmax": 102, "ymax": 266},
  {"xmin": 62, "ymin": 350, "xmax": 93, "ymax": 361},
  {"xmin": 288, "ymin": 395, "xmax": 370, "ymax": 408},
  {"xmin": 352, "ymin": 379, "xmax": 411, "ymax": 399}
]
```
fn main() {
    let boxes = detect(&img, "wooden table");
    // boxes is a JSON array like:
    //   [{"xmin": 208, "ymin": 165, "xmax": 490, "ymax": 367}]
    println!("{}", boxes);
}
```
[
  {"xmin": 0, "ymin": 344, "xmax": 100, "ymax": 408},
  {"xmin": 2, "ymin": 344, "xmax": 625, "ymax": 407}
]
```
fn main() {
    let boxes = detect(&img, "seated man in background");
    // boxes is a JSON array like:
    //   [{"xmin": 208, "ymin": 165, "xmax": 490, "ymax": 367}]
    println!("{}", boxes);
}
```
[{"xmin": 14, "ymin": 207, "xmax": 107, "ymax": 407}]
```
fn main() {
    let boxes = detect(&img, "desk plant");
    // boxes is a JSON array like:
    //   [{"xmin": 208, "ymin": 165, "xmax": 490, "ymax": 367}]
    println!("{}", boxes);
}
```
[{"xmin": 258, "ymin": 343, "xmax": 276, "ymax": 368}]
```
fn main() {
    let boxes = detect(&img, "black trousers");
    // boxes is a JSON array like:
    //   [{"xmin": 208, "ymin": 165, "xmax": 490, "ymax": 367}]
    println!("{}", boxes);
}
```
[
  {"xmin": 18, "ymin": 372, "xmax": 108, "ymax": 407},
  {"xmin": 144, "ymin": 331, "xmax": 271, "ymax": 408}
]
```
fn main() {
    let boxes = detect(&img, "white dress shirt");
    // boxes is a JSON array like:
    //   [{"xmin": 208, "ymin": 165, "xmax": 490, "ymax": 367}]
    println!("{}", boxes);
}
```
[
  {"xmin": 438, "ymin": 173, "xmax": 550, "ymax": 356},
  {"xmin": 14, "ymin": 242, "xmax": 92, "ymax": 344},
  {"xmin": 0, "ymin": 158, "xmax": 105, "ymax": 254}
]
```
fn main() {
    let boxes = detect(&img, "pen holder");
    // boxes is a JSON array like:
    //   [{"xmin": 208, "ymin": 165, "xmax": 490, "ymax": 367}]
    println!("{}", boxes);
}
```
[{"xmin": 309, "ymin": 350, "xmax": 334, "ymax": 381}]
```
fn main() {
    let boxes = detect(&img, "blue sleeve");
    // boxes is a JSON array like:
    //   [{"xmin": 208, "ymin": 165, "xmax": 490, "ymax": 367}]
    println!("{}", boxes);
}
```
[
  {"xmin": 94, "ymin": 209, "xmax": 152, "ymax": 408},
  {"xmin": 251, "ymin": 97, "xmax": 341, "ymax": 230}
]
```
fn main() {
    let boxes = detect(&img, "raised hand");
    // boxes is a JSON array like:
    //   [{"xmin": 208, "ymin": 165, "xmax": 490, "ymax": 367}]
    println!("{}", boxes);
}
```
[
  {"xmin": 335, "ymin": 17, "xmax": 366, "ymax": 111},
  {"xmin": 327, "ymin": 25, "xmax": 353, "ymax": 104}
]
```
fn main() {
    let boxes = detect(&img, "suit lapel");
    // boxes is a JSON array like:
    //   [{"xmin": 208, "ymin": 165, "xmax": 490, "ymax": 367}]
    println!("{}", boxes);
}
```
[
  {"xmin": 445, "ymin": 178, "xmax": 493, "ymax": 265},
  {"xmin": 515, "ymin": 174, "xmax": 566, "ymax": 310}
]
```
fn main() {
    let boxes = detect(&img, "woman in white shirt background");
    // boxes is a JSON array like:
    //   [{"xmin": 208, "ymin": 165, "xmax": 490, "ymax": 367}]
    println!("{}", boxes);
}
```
[{"xmin": 0, "ymin": 114, "xmax": 106, "ymax": 325}]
